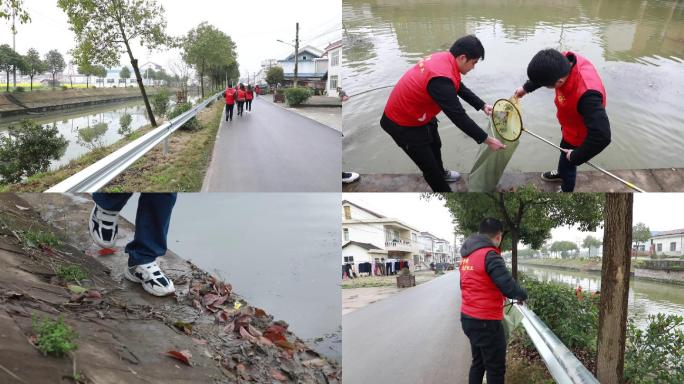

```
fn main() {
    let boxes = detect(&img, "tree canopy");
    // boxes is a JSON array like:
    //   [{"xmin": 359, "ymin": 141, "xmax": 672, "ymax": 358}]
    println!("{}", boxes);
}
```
[{"xmin": 182, "ymin": 22, "xmax": 238, "ymax": 97}]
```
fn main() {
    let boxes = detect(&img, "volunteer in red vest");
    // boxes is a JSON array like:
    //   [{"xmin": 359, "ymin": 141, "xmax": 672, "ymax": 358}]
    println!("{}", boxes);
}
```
[
  {"xmin": 381, "ymin": 35, "xmax": 506, "ymax": 192},
  {"xmin": 236, "ymin": 83, "xmax": 247, "ymax": 116},
  {"xmin": 222, "ymin": 86, "xmax": 236, "ymax": 122},
  {"xmin": 514, "ymin": 49, "xmax": 611, "ymax": 192},
  {"xmin": 255, "ymin": 85, "xmax": 261, "ymax": 97},
  {"xmin": 460, "ymin": 218, "xmax": 527, "ymax": 384},
  {"xmin": 246, "ymin": 84, "xmax": 254, "ymax": 112}
]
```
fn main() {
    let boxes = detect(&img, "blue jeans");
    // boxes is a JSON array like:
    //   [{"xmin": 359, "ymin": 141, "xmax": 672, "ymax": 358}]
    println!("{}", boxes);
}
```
[
  {"xmin": 92, "ymin": 193, "xmax": 177, "ymax": 267},
  {"xmin": 557, "ymin": 140, "xmax": 578, "ymax": 192}
]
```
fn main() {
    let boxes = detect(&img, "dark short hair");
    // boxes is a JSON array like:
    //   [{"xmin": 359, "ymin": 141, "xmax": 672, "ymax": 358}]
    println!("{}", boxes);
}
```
[
  {"xmin": 527, "ymin": 49, "xmax": 571, "ymax": 87},
  {"xmin": 450, "ymin": 35, "xmax": 485, "ymax": 61},
  {"xmin": 479, "ymin": 218, "xmax": 503, "ymax": 237}
]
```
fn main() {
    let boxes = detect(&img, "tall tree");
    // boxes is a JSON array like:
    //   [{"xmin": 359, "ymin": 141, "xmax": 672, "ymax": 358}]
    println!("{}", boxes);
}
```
[
  {"xmin": 44, "ymin": 50, "xmax": 65, "ymax": 90},
  {"xmin": 582, "ymin": 235, "xmax": 603, "ymax": 257},
  {"xmin": 57, "ymin": 0, "xmax": 171, "ymax": 127},
  {"xmin": 596, "ymin": 193, "xmax": 633, "ymax": 384},
  {"xmin": 0, "ymin": 44, "xmax": 19, "ymax": 92},
  {"xmin": 0, "ymin": 0, "xmax": 29, "ymax": 23},
  {"xmin": 23, "ymin": 48, "xmax": 45, "ymax": 91},
  {"xmin": 183, "ymin": 22, "xmax": 237, "ymax": 98},
  {"xmin": 92, "ymin": 65, "xmax": 107, "ymax": 86},
  {"xmin": 436, "ymin": 189, "xmax": 604, "ymax": 279},
  {"xmin": 119, "ymin": 66, "xmax": 131, "ymax": 84},
  {"xmin": 266, "ymin": 66, "xmax": 284, "ymax": 87},
  {"xmin": 632, "ymin": 222, "xmax": 651, "ymax": 257}
]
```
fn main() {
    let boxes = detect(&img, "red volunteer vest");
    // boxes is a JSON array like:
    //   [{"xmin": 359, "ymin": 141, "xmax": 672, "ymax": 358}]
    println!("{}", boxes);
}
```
[
  {"xmin": 224, "ymin": 88, "xmax": 235, "ymax": 105},
  {"xmin": 255, "ymin": 86, "xmax": 261, "ymax": 94},
  {"xmin": 555, "ymin": 52, "xmax": 607, "ymax": 146},
  {"xmin": 237, "ymin": 90, "xmax": 246, "ymax": 101},
  {"xmin": 246, "ymin": 90, "xmax": 254, "ymax": 100},
  {"xmin": 460, "ymin": 246, "xmax": 505, "ymax": 320},
  {"xmin": 384, "ymin": 51, "xmax": 462, "ymax": 127}
]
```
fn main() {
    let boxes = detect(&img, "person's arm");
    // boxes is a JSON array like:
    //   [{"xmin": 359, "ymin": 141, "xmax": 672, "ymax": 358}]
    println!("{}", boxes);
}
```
[
  {"xmin": 457, "ymin": 82, "xmax": 486, "ymax": 111},
  {"xmin": 485, "ymin": 251, "xmax": 528, "ymax": 300},
  {"xmin": 568, "ymin": 91, "xmax": 611, "ymax": 165},
  {"xmin": 427, "ymin": 77, "xmax": 488, "ymax": 144}
]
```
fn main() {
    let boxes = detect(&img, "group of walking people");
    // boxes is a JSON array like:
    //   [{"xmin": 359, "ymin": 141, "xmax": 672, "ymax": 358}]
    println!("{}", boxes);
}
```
[{"xmin": 223, "ymin": 83, "xmax": 261, "ymax": 122}]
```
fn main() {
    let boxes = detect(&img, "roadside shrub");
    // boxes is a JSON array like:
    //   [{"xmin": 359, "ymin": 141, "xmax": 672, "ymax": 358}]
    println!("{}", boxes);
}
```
[
  {"xmin": 77, "ymin": 122, "xmax": 108, "ymax": 150},
  {"xmin": 118, "ymin": 113, "xmax": 133, "ymax": 136},
  {"xmin": 32, "ymin": 315, "xmax": 78, "ymax": 357},
  {"xmin": 168, "ymin": 102, "xmax": 199, "ymax": 131},
  {"xmin": 0, "ymin": 120, "xmax": 67, "ymax": 183},
  {"xmin": 624, "ymin": 313, "xmax": 684, "ymax": 383},
  {"xmin": 152, "ymin": 88, "xmax": 171, "ymax": 117},
  {"xmin": 14, "ymin": 86, "xmax": 25, "ymax": 93},
  {"xmin": 61, "ymin": 85, "xmax": 69, "ymax": 91},
  {"xmin": 284, "ymin": 87, "xmax": 312, "ymax": 106}
]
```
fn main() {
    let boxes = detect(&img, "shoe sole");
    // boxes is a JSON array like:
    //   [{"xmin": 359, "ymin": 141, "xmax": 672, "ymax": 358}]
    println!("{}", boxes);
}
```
[{"xmin": 540, "ymin": 176, "xmax": 563, "ymax": 182}]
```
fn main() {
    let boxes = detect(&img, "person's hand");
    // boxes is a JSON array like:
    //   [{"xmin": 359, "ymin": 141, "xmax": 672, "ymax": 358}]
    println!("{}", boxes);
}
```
[
  {"xmin": 482, "ymin": 104, "xmax": 493, "ymax": 116},
  {"xmin": 514, "ymin": 86, "xmax": 526, "ymax": 99},
  {"xmin": 485, "ymin": 136, "xmax": 506, "ymax": 151},
  {"xmin": 562, "ymin": 148, "xmax": 573, "ymax": 161}
]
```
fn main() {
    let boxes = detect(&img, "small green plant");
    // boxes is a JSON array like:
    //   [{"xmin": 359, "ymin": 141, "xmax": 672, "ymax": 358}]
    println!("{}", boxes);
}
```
[
  {"xmin": 168, "ymin": 102, "xmax": 199, "ymax": 130},
  {"xmin": 32, "ymin": 315, "xmax": 78, "ymax": 357},
  {"xmin": 284, "ymin": 87, "xmax": 313, "ymax": 106},
  {"xmin": 58, "ymin": 265, "xmax": 88, "ymax": 283},
  {"xmin": 14, "ymin": 86, "xmax": 25, "ymax": 93},
  {"xmin": 118, "ymin": 113, "xmax": 133, "ymax": 136},
  {"xmin": 152, "ymin": 88, "xmax": 171, "ymax": 117},
  {"xmin": 23, "ymin": 229, "xmax": 60, "ymax": 248},
  {"xmin": 61, "ymin": 85, "xmax": 69, "ymax": 91}
]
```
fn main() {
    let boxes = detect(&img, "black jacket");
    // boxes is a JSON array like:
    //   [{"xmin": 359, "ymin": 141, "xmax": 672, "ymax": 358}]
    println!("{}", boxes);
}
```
[{"xmin": 459, "ymin": 234, "xmax": 528, "ymax": 303}]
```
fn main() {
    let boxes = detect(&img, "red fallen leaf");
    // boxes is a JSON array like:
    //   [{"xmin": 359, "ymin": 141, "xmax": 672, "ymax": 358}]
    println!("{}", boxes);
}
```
[
  {"xmin": 247, "ymin": 325, "xmax": 262, "ymax": 337},
  {"xmin": 239, "ymin": 326, "xmax": 257, "ymax": 343},
  {"xmin": 271, "ymin": 368, "xmax": 288, "ymax": 381},
  {"xmin": 274, "ymin": 339, "xmax": 296, "ymax": 351},
  {"xmin": 165, "ymin": 350, "xmax": 192, "ymax": 366},
  {"xmin": 254, "ymin": 308, "xmax": 267, "ymax": 318},
  {"xmin": 201, "ymin": 293, "xmax": 220, "ymax": 308},
  {"xmin": 263, "ymin": 324, "xmax": 288, "ymax": 345},
  {"xmin": 233, "ymin": 313, "xmax": 252, "ymax": 330},
  {"xmin": 98, "ymin": 248, "xmax": 116, "ymax": 256},
  {"xmin": 86, "ymin": 291, "xmax": 102, "ymax": 299},
  {"xmin": 218, "ymin": 282, "xmax": 232, "ymax": 296},
  {"xmin": 217, "ymin": 310, "xmax": 231, "ymax": 323}
]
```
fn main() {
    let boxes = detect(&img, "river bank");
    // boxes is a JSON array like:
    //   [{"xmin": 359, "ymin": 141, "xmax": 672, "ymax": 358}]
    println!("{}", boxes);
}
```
[
  {"xmin": 519, "ymin": 258, "xmax": 684, "ymax": 286},
  {"xmin": 0, "ymin": 193, "xmax": 340, "ymax": 383},
  {"xmin": 0, "ymin": 87, "xmax": 165, "ymax": 119}
]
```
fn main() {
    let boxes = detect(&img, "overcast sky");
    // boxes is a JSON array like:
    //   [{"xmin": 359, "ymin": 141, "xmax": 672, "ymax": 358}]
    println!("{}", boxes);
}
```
[
  {"xmin": 7, "ymin": 0, "xmax": 341, "ymax": 77},
  {"xmin": 342, "ymin": 193, "xmax": 684, "ymax": 250}
]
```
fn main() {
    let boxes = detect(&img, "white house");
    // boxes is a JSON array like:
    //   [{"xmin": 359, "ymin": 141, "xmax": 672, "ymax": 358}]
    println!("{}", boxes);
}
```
[
  {"xmin": 324, "ymin": 40, "xmax": 342, "ymax": 97},
  {"xmin": 418, "ymin": 232, "xmax": 439, "ymax": 266},
  {"xmin": 277, "ymin": 45, "xmax": 328, "ymax": 89},
  {"xmin": 649, "ymin": 229, "xmax": 684, "ymax": 256},
  {"xmin": 342, "ymin": 200, "xmax": 420, "ymax": 271},
  {"xmin": 254, "ymin": 59, "xmax": 278, "ymax": 87}
]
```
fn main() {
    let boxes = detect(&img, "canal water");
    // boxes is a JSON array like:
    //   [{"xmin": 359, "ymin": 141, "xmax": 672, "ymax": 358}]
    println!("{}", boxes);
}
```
[
  {"xmin": 121, "ymin": 194, "xmax": 342, "ymax": 362},
  {"xmin": 519, "ymin": 264, "xmax": 684, "ymax": 326},
  {"xmin": 342, "ymin": 0, "xmax": 684, "ymax": 174},
  {"xmin": 0, "ymin": 94, "xmax": 200, "ymax": 171}
]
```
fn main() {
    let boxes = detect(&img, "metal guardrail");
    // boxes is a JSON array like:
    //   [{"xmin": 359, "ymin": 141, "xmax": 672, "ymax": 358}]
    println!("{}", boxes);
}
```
[
  {"xmin": 512, "ymin": 302, "xmax": 599, "ymax": 384},
  {"xmin": 46, "ymin": 92, "xmax": 222, "ymax": 193}
]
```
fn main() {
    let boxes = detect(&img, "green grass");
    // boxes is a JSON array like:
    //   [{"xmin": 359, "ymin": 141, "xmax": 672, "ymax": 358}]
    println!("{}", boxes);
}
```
[
  {"xmin": 1, "ymin": 83, "xmax": 91, "ymax": 92},
  {"xmin": 32, "ymin": 315, "xmax": 78, "ymax": 357},
  {"xmin": 57, "ymin": 265, "xmax": 88, "ymax": 283},
  {"xmin": 22, "ymin": 229, "xmax": 60, "ymax": 248},
  {"xmin": 341, "ymin": 271, "xmax": 438, "ymax": 289}
]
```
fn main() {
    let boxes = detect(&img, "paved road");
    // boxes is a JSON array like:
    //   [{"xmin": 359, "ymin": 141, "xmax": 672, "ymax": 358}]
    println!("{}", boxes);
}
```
[
  {"xmin": 203, "ymin": 97, "xmax": 341, "ymax": 192},
  {"xmin": 342, "ymin": 271, "xmax": 471, "ymax": 384}
]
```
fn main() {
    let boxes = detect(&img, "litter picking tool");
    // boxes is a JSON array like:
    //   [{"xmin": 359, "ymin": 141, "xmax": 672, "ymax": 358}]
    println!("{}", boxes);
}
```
[{"xmin": 491, "ymin": 98, "xmax": 646, "ymax": 193}]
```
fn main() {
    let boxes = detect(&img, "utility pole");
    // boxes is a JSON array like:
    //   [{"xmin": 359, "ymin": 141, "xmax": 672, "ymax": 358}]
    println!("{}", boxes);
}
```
[{"xmin": 294, "ymin": 22, "xmax": 299, "ymax": 88}]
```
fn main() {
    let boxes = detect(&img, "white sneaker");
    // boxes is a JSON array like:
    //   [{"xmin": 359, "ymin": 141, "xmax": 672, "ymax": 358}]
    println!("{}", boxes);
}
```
[
  {"xmin": 89, "ymin": 204, "xmax": 119, "ymax": 248},
  {"xmin": 444, "ymin": 170, "xmax": 461, "ymax": 182},
  {"xmin": 342, "ymin": 172, "xmax": 360, "ymax": 184},
  {"xmin": 124, "ymin": 261, "xmax": 175, "ymax": 297}
]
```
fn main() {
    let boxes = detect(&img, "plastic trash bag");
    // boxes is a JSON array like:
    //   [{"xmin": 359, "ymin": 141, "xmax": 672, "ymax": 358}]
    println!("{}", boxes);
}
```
[{"xmin": 503, "ymin": 302, "xmax": 524, "ymax": 344}]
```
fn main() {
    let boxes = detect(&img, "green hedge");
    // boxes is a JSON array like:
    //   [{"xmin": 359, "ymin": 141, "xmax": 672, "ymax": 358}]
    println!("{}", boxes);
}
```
[{"xmin": 284, "ymin": 87, "xmax": 313, "ymax": 106}]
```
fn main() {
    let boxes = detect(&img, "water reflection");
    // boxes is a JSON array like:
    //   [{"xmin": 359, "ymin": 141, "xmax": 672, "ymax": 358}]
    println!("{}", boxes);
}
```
[
  {"xmin": 343, "ymin": 0, "xmax": 684, "ymax": 174},
  {"xmin": 519, "ymin": 264, "xmax": 684, "ymax": 326}
]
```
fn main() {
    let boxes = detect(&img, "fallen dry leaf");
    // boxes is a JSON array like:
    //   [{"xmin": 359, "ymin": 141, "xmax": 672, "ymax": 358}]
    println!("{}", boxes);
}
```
[
  {"xmin": 15, "ymin": 205, "xmax": 30, "ymax": 211},
  {"xmin": 98, "ymin": 248, "xmax": 116, "ymax": 256},
  {"xmin": 165, "ymin": 350, "xmax": 192, "ymax": 366},
  {"xmin": 271, "ymin": 368, "xmax": 288, "ymax": 381},
  {"xmin": 68, "ymin": 285, "xmax": 87, "ymax": 295},
  {"xmin": 86, "ymin": 291, "xmax": 102, "ymax": 299},
  {"xmin": 254, "ymin": 308, "xmax": 267, "ymax": 318},
  {"xmin": 174, "ymin": 321, "xmax": 193, "ymax": 336},
  {"xmin": 239, "ymin": 327, "xmax": 258, "ymax": 343}
]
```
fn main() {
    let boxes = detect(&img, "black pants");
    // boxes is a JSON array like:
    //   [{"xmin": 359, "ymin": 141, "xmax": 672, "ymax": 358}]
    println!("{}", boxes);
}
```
[
  {"xmin": 237, "ymin": 101, "xmax": 245, "ymax": 115},
  {"xmin": 225, "ymin": 104, "xmax": 234, "ymax": 121},
  {"xmin": 557, "ymin": 139, "xmax": 578, "ymax": 192},
  {"xmin": 246, "ymin": 100, "xmax": 252, "ymax": 111},
  {"xmin": 461, "ymin": 317, "xmax": 506, "ymax": 384},
  {"xmin": 380, "ymin": 113, "xmax": 451, "ymax": 192}
]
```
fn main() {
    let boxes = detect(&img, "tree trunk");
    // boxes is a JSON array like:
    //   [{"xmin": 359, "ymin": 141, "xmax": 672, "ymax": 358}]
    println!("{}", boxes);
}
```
[
  {"xmin": 200, "ymin": 61, "xmax": 205, "ymax": 98},
  {"xmin": 6, "ymin": 72, "xmax": 9, "ymax": 92},
  {"xmin": 511, "ymin": 230, "xmax": 519, "ymax": 280},
  {"xmin": 596, "ymin": 193, "xmax": 633, "ymax": 384},
  {"xmin": 30, "ymin": 75, "xmax": 33, "ymax": 91},
  {"xmin": 52, "ymin": 73, "xmax": 56, "ymax": 90}
]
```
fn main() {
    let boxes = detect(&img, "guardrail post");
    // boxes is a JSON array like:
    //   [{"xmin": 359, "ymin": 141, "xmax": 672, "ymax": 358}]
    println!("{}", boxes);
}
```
[{"xmin": 163, "ymin": 137, "xmax": 169, "ymax": 156}]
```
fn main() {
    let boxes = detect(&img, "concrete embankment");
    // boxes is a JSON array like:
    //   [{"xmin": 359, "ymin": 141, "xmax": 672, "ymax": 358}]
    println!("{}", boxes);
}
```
[
  {"xmin": 343, "ymin": 168, "xmax": 684, "ymax": 192},
  {"xmin": 0, "ymin": 88, "xmax": 164, "ymax": 118}
]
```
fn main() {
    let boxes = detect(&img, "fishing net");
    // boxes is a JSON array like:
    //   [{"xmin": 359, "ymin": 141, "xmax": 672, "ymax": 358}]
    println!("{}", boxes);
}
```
[
  {"xmin": 503, "ymin": 302, "xmax": 525, "ymax": 344},
  {"xmin": 468, "ymin": 97, "xmax": 522, "ymax": 192}
]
